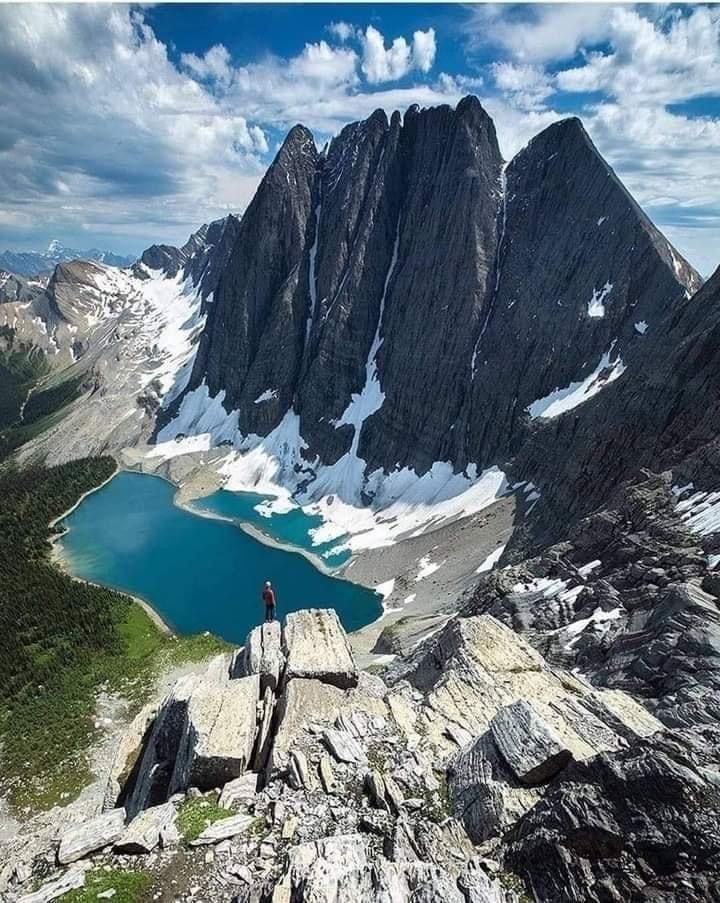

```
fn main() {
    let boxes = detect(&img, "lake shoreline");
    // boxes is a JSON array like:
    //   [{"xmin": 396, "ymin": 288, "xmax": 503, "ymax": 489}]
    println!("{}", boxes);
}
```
[
  {"xmin": 51, "ymin": 541, "xmax": 174, "ymax": 637},
  {"xmin": 55, "ymin": 466, "xmax": 382, "ymax": 642}
]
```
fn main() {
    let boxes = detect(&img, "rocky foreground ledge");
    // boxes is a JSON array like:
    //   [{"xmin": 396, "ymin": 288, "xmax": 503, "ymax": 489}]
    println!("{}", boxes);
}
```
[{"xmin": 3, "ymin": 607, "xmax": 720, "ymax": 902}]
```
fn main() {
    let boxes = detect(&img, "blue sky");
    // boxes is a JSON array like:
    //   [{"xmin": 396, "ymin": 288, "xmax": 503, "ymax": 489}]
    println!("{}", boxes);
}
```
[{"xmin": 0, "ymin": 3, "xmax": 718, "ymax": 274}]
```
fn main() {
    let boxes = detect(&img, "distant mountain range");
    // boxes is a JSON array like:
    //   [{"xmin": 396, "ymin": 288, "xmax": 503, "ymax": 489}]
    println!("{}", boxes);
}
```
[{"xmin": 0, "ymin": 239, "xmax": 135, "ymax": 277}]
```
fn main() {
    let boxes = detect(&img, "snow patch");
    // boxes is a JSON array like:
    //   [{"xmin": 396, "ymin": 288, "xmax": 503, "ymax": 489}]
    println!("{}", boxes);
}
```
[
  {"xmin": 476, "ymin": 544, "xmax": 506, "ymax": 574},
  {"xmin": 676, "ymin": 488, "xmax": 720, "ymax": 535},
  {"xmin": 375, "ymin": 579, "xmax": 395, "ymax": 600},
  {"xmin": 634, "ymin": 320, "xmax": 648, "ymax": 335},
  {"xmin": 254, "ymin": 389, "xmax": 278, "ymax": 404},
  {"xmin": 415, "ymin": 556, "xmax": 443, "ymax": 582},
  {"xmin": 147, "ymin": 435, "xmax": 212, "ymax": 459},
  {"xmin": 577, "ymin": 559, "xmax": 602, "ymax": 577},
  {"xmin": 597, "ymin": 216, "xmax": 607, "ymax": 226},
  {"xmin": 527, "ymin": 342, "xmax": 626, "ymax": 420},
  {"xmin": 587, "ymin": 281, "xmax": 612, "ymax": 318},
  {"xmin": 564, "ymin": 606, "xmax": 622, "ymax": 650}
]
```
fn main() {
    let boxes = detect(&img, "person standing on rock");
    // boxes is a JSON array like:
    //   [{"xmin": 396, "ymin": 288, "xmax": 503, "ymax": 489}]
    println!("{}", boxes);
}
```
[{"xmin": 263, "ymin": 581, "xmax": 276, "ymax": 622}]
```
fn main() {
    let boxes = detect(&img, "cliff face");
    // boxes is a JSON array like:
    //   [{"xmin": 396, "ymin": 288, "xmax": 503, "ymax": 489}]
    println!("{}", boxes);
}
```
[{"xmin": 169, "ymin": 96, "xmax": 700, "ymax": 516}]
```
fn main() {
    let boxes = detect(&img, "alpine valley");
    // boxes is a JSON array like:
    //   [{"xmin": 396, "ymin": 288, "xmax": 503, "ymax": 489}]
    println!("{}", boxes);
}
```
[{"xmin": 2, "ymin": 97, "xmax": 720, "ymax": 903}]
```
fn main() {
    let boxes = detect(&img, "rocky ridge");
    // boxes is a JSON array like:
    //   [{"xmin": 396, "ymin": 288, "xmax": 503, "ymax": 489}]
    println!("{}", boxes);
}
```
[{"xmin": 5, "ymin": 606, "xmax": 718, "ymax": 902}]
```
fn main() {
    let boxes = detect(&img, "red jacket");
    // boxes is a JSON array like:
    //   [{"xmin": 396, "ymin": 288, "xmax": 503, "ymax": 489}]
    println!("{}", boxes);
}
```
[{"xmin": 263, "ymin": 587, "xmax": 276, "ymax": 607}]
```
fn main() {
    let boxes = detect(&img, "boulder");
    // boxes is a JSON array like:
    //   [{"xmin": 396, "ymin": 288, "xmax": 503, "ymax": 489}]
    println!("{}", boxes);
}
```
[
  {"xmin": 322, "ymin": 728, "xmax": 367, "ymax": 765},
  {"xmin": 448, "ymin": 732, "xmax": 541, "ymax": 843},
  {"xmin": 253, "ymin": 685, "xmax": 276, "ymax": 771},
  {"xmin": 289, "ymin": 749, "xmax": 314, "ymax": 791},
  {"xmin": 283, "ymin": 609, "xmax": 358, "ymax": 689},
  {"xmin": 114, "ymin": 802, "xmax": 176, "ymax": 854},
  {"xmin": 58, "ymin": 808, "xmax": 126, "ymax": 864},
  {"xmin": 171, "ymin": 673, "xmax": 260, "ymax": 793},
  {"xmin": 383, "ymin": 774, "xmax": 404, "ymax": 815},
  {"xmin": 490, "ymin": 700, "xmax": 573, "ymax": 785},
  {"xmin": 365, "ymin": 771, "xmax": 387, "ymax": 810},
  {"xmin": 190, "ymin": 813, "xmax": 257, "ymax": 846},
  {"xmin": 240, "ymin": 621, "xmax": 284, "ymax": 692},
  {"xmin": 219, "ymin": 772, "xmax": 259, "ymax": 810},
  {"xmin": 504, "ymin": 731, "xmax": 720, "ymax": 902},
  {"xmin": 18, "ymin": 869, "xmax": 86, "ymax": 903},
  {"xmin": 319, "ymin": 755, "xmax": 337, "ymax": 794}
]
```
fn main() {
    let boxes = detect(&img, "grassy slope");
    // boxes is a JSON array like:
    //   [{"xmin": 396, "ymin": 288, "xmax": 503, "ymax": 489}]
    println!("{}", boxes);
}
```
[{"xmin": 0, "ymin": 458, "xmax": 230, "ymax": 811}]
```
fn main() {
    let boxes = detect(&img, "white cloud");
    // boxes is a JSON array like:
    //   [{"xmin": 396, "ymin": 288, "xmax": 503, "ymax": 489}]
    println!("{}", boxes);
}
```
[
  {"xmin": 360, "ymin": 25, "xmax": 437, "ymax": 84},
  {"xmin": 556, "ymin": 6, "xmax": 720, "ymax": 104},
  {"xmin": 181, "ymin": 44, "xmax": 233, "ymax": 87},
  {"xmin": 412, "ymin": 28, "xmax": 437, "ymax": 74},
  {"xmin": 361, "ymin": 26, "xmax": 412, "ymax": 83},
  {"xmin": 467, "ymin": 4, "xmax": 612, "ymax": 64},
  {"xmin": 491, "ymin": 62, "xmax": 554, "ymax": 111},
  {"xmin": 327, "ymin": 21, "xmax": 354, "ymax": 43}
]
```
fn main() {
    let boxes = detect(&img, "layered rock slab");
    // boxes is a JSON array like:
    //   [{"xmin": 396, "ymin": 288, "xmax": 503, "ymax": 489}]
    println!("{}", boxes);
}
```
[
  {"xmin": 170, "ymin": 672, "xmax": 260, "ymax": 793},
  {"xmin": 491, "ymin": 700, "xmax": 572, "ymax": 785},
  {"xmin": 58, "ymin": 808, "xmax": 126, "ymax": 864},
  {"xmin": 282, "ymin": 608, "xmax": 358, "ymax": 689}
]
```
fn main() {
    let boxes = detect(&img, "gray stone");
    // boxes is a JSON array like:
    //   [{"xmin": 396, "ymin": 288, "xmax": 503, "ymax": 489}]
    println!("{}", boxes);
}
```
[
  {"xmin": 114, "ymin": 802, "xmax": 176, "ymax": 854},
  {"xmin": 190, "ymin": 813, "xmax": 256, "ymax": 846},
  {"xmin": 288, "ymin": 749, "xmax": 313, "ymax": 791},
  {"xmin": 58, "ymin": 808, "xmax": 126, "ymax": 864},
  {"xmin": 269, "ymin": 678, "xmax": 346, "ymax": 772},
  {"xmin": 490, "ymin": 700, "xmax": 573, "ymax": 785},
  {"xmin": 282, "ymin": 609, "xmax": 358, "ymax": 689},
  {"xmin": 253, "ymin": 685, "xmax": 276, "ymax": 772},
  {"xmin": 365, "ymin": 771, "xmax": 387, "ymax": 811},
  {"xmin": 448, "ymin": 732, "xmax": 540, "ymax": 844},
  {"xmin": 318, "ymin": 755, "xmax": 337, "ymax": 794},
  {"xmin": 18, "ymin": 869, "xmax": 86, "ymax": 903},
  {"xmin": 219, "ymin": 772, "xmax": 259, "ymax": 810},
  {"xmin": 322, "ymin": 727, "xmax": 366, "ymax": 765},
  {"xmin": 123, "ymin": 674, "xmax": 199, "ymax": 819},
  {"xmin": 171, "ymin": 673, "xmax": 260, "ymax": 793},
  {"xmin": 241, "ymin": 621, "xmax": 284, "ymax": 692},
  {"xmin": 103, "ymin": 702, "xmax": 157, "ymax": 811},
  {"xmin": 383, "ymin": 774, "xmax": 404, "ymax": 815}
]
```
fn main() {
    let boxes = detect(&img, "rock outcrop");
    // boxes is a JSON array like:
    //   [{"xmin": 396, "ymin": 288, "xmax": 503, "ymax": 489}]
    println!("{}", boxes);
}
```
[
  {"xmin": 505, "ymin": 728, "xmax": 720, "ymax": 902},
  {"xmin": 5, "ymin": 607, "xmax": 720, "ymax": 902},
  {"xmin": 282, "ymin": 608, "xmax": 358, "ymax": 689}
]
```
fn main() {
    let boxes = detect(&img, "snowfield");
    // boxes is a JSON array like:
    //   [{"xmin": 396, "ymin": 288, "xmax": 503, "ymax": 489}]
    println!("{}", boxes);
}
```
[
  {"xmin": 527, "ymin": 341, "xmax": 627, "ymax": 420},
  {"xmin": 154, "ymin": 377, "xmax": 510, "ymax": 553}
]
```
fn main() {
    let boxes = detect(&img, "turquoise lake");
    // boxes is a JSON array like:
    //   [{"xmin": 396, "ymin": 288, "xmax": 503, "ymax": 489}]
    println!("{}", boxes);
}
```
[{"xmin": 59, "ymin": 471, "xmax": 381, "ymax": 644}]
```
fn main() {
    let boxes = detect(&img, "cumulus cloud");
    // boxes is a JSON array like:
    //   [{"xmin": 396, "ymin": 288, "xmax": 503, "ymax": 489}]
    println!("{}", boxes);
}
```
[
  {"xmin": 360, "ymin": 26, "xmax": 436, "ymax": 84},
  {"xmin": 327, "ymin": 21, "xmax": 354, "ymax": 43},
  {"xmin": 0, "ymin": 4, "xmax": 269, "ymax": 250},
  {"xmin": 555, "ymin": 6, "xmax": 720, "ymax": 104},
  {"xmin": 412, "ymin": 28, "xmax": 437, "ymax": 73},
  {"xmin": 467, "ymin": 4, "xmax": 612, "ymax": 64},
  {"xmin": 491, "ymin": 63, "xmax": 554, "ymax": 111}
]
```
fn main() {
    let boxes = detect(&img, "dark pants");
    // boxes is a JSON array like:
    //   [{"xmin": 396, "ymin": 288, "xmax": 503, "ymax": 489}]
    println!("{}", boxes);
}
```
[{"xmin": 265, "ymin": 604, "xmax": 275, "ymax": 622}]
